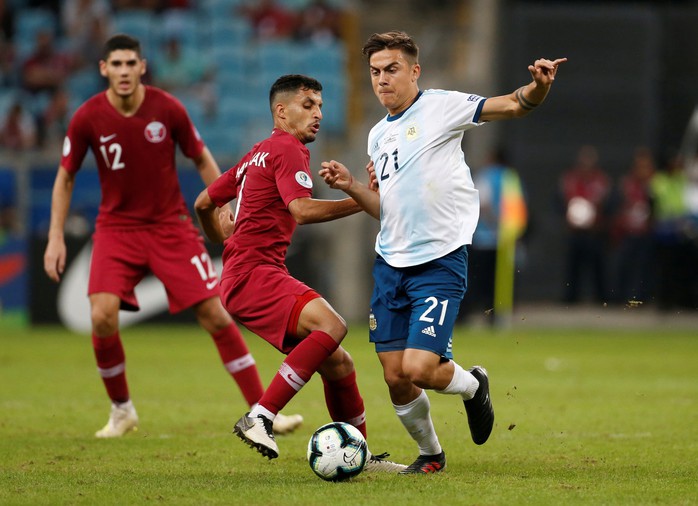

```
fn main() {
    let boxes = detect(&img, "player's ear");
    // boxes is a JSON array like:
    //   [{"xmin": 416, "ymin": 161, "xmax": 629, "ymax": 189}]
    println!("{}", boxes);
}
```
[
  {"xmin": 99, "ymin": 60, "xmax": 107, "ymax": 77},
  {"xmin": 140, "ymin": 59, "xmax": 147, "ymax": 76},
  {"xmin": 274, "ymin": 102, "xmax": 285, "ymax": 120},
  {"xmin": 412, "ymin": 63, "xmax": 421, "ymax": 82}
]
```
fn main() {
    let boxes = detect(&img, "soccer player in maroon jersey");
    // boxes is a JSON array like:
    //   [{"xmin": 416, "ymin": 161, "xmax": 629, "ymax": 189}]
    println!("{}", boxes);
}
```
[
  {"xmin": 195, "ymin": 74, "xmax": 406, "ymax": 471},
  {"xmin": 43, "ymin": 34, "xmax": 302, "ymax": 438}
]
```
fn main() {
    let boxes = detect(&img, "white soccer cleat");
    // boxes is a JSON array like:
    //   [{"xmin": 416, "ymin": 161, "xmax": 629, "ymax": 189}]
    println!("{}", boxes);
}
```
[
  {"xmin": 95, "ymin": 400, "xmax": 139, "ymax": 438},
  {"xmin": 272, "ymin": 412, "xmax": 303, "ymax": 435},
  {"xmin": 363, "ymin": 450, "xmax": 408, "ymax": 473},
  {"xmin": 234, "ymin": 412, "xmax": 279, "ymax": 459}
]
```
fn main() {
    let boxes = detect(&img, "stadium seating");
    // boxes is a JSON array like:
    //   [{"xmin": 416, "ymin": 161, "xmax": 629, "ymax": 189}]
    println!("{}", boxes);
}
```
[
  {"xmin": 296, "ymin": 40, "xmax": 346, "ymax": 78},
  {"xmin": 0, "ymin": 89, "xmax": 17, "ymax": 117},
  {"xmin": 209, "ymin": 16, "xmax": 254, "ymax": 49},
  {"xmin": 112, "ymin": 10, "xmax": 156, "ymax": 54},
  {"xmin": 14, "ymin": 8, "xmax": 57, "ymax": 60},
  {"xmin": 156, "ymin": 9, "xmax": 204, "ymax": 53},
  {"xmin": 65, "ymin": 69, "xmax": 102, "ymax": 104},
  {"xmin": 1, "ymin": 3, "xmax": 350, "ymax": 235}
]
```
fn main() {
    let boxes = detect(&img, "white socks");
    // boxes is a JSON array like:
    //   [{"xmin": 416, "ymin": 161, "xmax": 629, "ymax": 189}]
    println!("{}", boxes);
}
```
[
  {"xmin": 436, "ymin": 361, "xmax": 479, "ymax": 400},
  {"xmin": 249, "ymin": 403, "xmax": 276, "ymax": 422},
  {"xmin": 393, "ymin": 390, "xmax": 442, "ymax": 456}
]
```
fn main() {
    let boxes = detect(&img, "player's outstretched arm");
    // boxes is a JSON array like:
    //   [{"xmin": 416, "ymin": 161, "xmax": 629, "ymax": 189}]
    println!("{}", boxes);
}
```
[
  {"xmin": 194, "ymin": 189, "xmax": 229, "ymax": 243},
  {"xmin": 44, "ymin": 167, "xmax": 75, "ymax": 282},
  {"xmin": 287, "ymin": 196, "xmax": 362, "ymax": 225},
  {"xmin": 319, "ymin": 160, "xmax": 380, "ymax": 220},
  {"xmin": 480, "ymin": 57, "xmax": 567, "ymax": 122}
]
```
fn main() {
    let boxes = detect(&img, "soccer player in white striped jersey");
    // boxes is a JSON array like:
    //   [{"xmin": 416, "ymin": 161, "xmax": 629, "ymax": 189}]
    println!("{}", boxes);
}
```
[{"xmin": 320, "ymin": 30, "xmax": 565, "ymax": 474}]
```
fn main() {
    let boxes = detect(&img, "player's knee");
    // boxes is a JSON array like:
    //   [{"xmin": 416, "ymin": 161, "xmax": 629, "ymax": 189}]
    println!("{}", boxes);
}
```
[
  {"xmin": 319, "ymin": 347, "xmax": 354, "ymax": 379},
  {"xmin": 382, "ymin": 366, "xmax": 409, "ymax": 392},
  {"xmin": 91, "ymin": 306, "xmax": 118, "ymax": 335},
  {"xmin": 200, "ymin": 310, "xmax": 232, "ymax": 333},
  {"xmin": 320, "ymin": 316, "xmax": 348, "ymax": 343},
  {"xmin": 194, "ymin": 298, "xmax": 232, "ymax": 333},
  {"xmin": 402, "ymin": 361, "xmax": 435, "ymax": 389}
]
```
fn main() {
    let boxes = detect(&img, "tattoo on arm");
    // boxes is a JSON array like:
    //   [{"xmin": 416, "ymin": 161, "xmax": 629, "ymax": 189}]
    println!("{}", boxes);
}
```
[{"xmin": 516, "ymin": 87, "xmax": 539, "ymax": 111}]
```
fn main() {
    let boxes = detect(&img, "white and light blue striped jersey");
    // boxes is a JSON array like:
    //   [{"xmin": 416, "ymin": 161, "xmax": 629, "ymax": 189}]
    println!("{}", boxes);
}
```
[{"xmin": 367, "ymin": 89, "xmax": 487, "ymax": 267}]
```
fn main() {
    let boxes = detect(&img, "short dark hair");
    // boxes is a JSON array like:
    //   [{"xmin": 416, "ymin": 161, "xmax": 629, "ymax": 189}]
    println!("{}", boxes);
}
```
[
  {"xmin": 269, "ymin": 74, "xmax": 323, "ymax": 110},
  {"xmin": 102, "ymin": 34, "xmax": 142, "ymax": 61},
  {"xmin": 362, "ymin": 31, "xmax": 419, "ymax": 64}
]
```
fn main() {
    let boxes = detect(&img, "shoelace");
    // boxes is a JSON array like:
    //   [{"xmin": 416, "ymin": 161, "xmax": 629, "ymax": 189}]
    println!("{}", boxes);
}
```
[{"xmin": 259, "ymin": 415, "xmax": 276, "ymax": 440}]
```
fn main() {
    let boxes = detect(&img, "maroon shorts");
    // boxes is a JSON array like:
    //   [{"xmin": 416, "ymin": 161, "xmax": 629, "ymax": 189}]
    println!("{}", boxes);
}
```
[
  {"xmin": 220, "ymin": 264, "xmax": 320, "ymax": 353},
  {"xmin": 89, "ymin": 221, "xmax": 219, "ymax": 313}
]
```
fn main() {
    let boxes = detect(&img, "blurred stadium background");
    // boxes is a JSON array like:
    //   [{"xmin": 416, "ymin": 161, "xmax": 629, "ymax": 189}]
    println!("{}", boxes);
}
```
[{"xmin": 0, "ymin": 0, "xmax": 697, "ymax": 327}]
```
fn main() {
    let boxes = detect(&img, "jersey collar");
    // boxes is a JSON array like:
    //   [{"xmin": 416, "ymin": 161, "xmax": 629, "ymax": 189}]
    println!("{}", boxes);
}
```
[{"xmin": 386, "ymin": 90, "xmax": 423, "ymax": 122}]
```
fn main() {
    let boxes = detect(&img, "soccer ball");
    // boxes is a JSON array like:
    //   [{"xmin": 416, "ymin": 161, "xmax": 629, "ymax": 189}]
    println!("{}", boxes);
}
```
[{"xmin": 307, "ymin": 422, "xmax": 368, "ymax": 481}]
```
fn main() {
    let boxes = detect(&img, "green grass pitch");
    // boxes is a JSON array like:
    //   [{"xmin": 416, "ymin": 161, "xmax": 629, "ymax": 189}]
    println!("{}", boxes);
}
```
[{"xmin": 1, "ymin": 323, "xmax": 697, "ymax": 505}]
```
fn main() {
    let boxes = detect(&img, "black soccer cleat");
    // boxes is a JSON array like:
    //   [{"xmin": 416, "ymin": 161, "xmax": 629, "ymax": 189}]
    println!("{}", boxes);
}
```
[
  {"xmin": 399, "ymin": 451, "xmax": 446, "ymax": 474},
  {"xmin": 464, "ymin": 365, "xmax": 494, "ymax": 445},
  {"xmin": 233, "ymin": 412, "xmax": 279, "ymax": 459}
]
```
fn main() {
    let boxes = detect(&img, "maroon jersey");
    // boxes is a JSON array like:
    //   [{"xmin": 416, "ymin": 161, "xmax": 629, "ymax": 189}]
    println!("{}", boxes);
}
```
[
  {"xmin": 207, "ymin": 128, "xmax": 313, "ymax": 277},
  {"xmin": 61, "ymin": 86, "xmax": 204, "ymax": 228}
]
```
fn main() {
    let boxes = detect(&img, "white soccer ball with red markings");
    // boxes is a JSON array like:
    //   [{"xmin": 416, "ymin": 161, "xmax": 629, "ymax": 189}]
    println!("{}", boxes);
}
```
[{"xmin": 307, "ymin": 422, "xmax": 367, "ymax": 481}]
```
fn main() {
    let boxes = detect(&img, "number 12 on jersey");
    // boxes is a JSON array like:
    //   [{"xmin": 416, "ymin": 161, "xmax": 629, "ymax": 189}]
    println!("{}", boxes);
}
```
[{"xmin": 99, "ymin": 143, "xmax": 125, "ymax": 171}]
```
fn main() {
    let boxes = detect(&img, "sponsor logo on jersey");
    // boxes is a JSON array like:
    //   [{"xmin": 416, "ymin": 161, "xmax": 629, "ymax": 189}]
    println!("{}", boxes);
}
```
[
  {"xmin": 62, "ymin": 136, "xmax": 71, "ymax": 156},
  {"xmin": 295, "ymin": 171, "xmax": 313, "ymax": 188},
  {"xmin": 384, "ymin": 133, "xmax": 398, "ymax": 144},
  {"xmin": 99, "ymin": 133, "xmax": 117, "ymax": 143},
  {"xmin": 144, "ymin": 121, "xmax": 167, "ymax": 143}
]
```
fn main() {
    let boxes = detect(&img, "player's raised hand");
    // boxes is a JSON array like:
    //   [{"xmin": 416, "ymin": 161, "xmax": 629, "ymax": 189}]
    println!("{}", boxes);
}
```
[
  {"xmin": 320, "ymin": 160, "xmax": 354, "ymax": 191},
  {"xmin": 529, "ymin": 57, "xmax": 567, "ymax": 86}
]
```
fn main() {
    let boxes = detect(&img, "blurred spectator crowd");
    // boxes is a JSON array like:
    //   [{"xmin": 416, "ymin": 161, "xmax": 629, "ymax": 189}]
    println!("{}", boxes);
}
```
[
  {"xmin": 556, "ymin": 144, "xmax": 698, "ymax": 311},
  {"xmin": 0, "ymin": 0, "xmax": 348, "ymax": 242},
  {"xmin": 1, "ymin": 1, "xmax": 696, "ymax": 312},
  {"xmin": 0, "ymin": 0, "xmax": 348, "ymax": 156}
]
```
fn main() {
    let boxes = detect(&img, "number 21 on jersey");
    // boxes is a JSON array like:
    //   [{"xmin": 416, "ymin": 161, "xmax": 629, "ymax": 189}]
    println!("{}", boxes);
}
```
[{"xmin": 378, "ymin": 148, "xmax": 399, "ymax": 181}]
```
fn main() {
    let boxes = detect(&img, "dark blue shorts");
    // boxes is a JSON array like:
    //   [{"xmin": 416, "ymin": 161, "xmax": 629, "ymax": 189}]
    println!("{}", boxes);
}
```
[{"xmin": 369, "ymin": 247, "xmax": 468, "ymax": 358}]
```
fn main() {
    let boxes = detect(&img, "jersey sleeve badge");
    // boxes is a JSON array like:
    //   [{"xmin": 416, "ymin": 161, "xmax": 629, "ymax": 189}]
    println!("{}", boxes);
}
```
[{"xmin": 295, "ymin": 171, "xmax": 313, "ymax": 189}]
